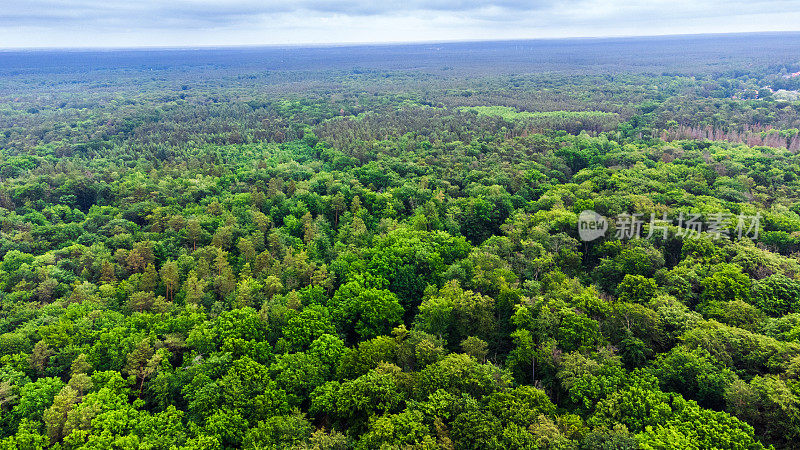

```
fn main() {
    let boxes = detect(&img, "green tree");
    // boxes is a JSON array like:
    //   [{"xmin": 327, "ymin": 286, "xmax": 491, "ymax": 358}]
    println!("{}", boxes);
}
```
[
  {"xmin": 160, "ymin": 260, "xmax": 180, "ymax": 302},
  {"xmin": 617, "ymin": 275, "xmax": 658, "ymax": 304},
  {"xmin": 331, "ymin": 281, "xmax": 404, "ymax": 341},
  {"xmin": 284, "ymin": 305, "xmax": 337, "ymax": 351}
]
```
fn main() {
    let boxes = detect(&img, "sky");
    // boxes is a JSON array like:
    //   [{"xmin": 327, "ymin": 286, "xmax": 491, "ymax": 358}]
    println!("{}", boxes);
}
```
[{"xmin": 2, "ymin": 0, "xmax": 800, "ymax": 48}]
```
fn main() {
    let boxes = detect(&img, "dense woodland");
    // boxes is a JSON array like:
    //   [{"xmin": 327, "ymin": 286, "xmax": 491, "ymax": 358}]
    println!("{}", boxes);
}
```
[{"xmin": 2, "ymin": 36, "xmax": 800, "ymax": 449}]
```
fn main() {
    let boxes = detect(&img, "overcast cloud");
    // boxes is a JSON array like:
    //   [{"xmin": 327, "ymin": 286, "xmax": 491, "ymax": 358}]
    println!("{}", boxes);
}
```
[{"xmin": 2, "ymin": 0, "xmax": 800, "ymax": 48}]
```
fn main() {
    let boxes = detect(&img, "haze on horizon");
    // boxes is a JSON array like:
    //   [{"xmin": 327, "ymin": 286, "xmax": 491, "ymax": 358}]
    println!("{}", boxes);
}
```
[{"xmin": 3, "ymin": 0, "xmax": 800, "ymax": 49}]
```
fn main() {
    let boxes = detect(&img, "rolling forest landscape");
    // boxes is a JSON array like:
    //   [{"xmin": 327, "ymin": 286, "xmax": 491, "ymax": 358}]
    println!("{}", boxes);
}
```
[{"xmin": 4, "ymin": 33, "xmax": 800, "ymax": 449}]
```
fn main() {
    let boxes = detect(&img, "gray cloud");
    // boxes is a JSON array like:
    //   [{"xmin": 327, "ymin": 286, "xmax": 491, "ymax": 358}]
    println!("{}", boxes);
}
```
[
  {"xmin": 0, "ymin": 0, "xmax": 567, "ymax": 27},
  {"xmin": 1, "ymin": 0, "xmax": 800, "ymax": 47}
]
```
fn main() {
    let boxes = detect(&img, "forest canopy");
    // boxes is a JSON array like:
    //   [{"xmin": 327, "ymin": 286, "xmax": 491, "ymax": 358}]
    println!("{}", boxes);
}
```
[{"xmin": 1, "ymin": 35, "xmax": 800, "ymax": 449}]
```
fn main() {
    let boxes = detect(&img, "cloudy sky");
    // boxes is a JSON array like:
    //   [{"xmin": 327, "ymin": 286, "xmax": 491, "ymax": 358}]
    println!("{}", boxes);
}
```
[{"xmin": 3, "ymin": 0, "xmax": 800, "ymax": 48}]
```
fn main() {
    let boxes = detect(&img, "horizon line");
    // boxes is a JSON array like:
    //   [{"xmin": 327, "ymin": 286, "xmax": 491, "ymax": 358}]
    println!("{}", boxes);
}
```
[{"xmin": 2, "ymin": 29, "xmax": 799, "ymax": 52}]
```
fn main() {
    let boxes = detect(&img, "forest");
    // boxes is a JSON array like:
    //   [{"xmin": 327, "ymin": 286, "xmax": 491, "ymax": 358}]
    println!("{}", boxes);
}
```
[{"xmin": 1, "ymin": 34, "xmax": 800, "ymax": 449}]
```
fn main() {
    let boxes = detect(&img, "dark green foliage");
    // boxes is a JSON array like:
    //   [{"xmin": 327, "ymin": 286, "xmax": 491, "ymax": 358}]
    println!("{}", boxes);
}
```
[{"xmin": 2, "ymin": 44, "xmax": 800, "ymax": 449}]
